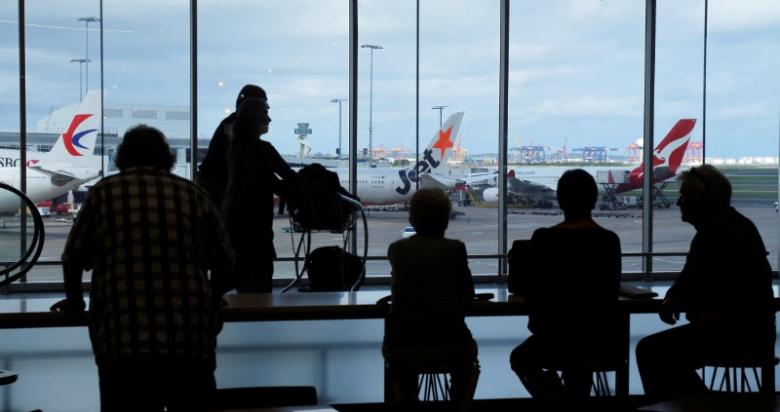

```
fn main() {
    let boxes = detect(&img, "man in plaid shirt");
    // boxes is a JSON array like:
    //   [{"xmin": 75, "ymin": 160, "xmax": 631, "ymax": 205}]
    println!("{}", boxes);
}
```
[{"xmin": 51, "ymin": 125, "xmax": 234, "ymax": 411}]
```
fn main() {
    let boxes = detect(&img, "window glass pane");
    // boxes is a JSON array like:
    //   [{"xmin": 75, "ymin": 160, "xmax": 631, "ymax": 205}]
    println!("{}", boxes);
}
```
[
  {"xmin": 420, "ymin": 0, "xmax": 500, "ymax": 276},
  {"xmin": 706, "ymin": 0, "xmax": 780, "ymax": 270},
  {"xmin": 509, "ymin": 0, "xmax": 645, "ymax": 274},
  {"xmin": 199, "ymin": 1, "xmax": 348, "ymax": 279},
  {"xmin": 103, "ymin": 0, "xmax": 190, "ymax": 177},
  {"xmin": 653, "ymin": 0, "xmax": 703, "ymax": 273},
  {"xmin": 22, "ymin": 1, "xmax": 100, "ymax": 282},
  {"xmin": 0, "ymin": 2, "xmax": 22, "ymax": 267},
  {"xmin": 354, "ymin": 0, "xmax": 416, "ymax": 278}
]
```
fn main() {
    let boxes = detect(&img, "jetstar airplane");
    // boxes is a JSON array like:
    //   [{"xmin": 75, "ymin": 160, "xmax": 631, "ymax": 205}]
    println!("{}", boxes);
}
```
[
  {"xmin": 482, "ymin": 118, "xmax": 697, "ymax": 204},
  {"xmin": 0, "ymin": 91, "xmax": 103, "ymax": 212},
  {"xmin": 333, "ymin": 111, "xmax": 465, "ymax": 205}
]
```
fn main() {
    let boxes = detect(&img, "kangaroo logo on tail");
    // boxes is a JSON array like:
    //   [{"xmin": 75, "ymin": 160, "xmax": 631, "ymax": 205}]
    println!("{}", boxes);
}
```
[
  {"xmin": 627, "ymin": 118, "xmax": 696, "ymax": 187},
  {"xmin": 394, "ymin": 111, "xmax": 465, "ymax": 195}
]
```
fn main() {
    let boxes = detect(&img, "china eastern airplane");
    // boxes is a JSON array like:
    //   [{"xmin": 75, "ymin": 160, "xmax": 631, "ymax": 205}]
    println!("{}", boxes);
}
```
[
  {"xmin": 0, "ymin": 91, "xmax": 102, "ymax": 212},
  {"xmin": 333, "ymin": 111, "xmax": 465, "ymax": 205},
  {"xmin": 482, "ymin": 118, "xmax": 697, "ymax": 204}
]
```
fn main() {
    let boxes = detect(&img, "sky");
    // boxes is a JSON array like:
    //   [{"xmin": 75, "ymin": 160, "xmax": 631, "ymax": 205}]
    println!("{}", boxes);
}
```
[{"xmin": 0, "ymin": 0, "xmax": 779, "ymax": 159}]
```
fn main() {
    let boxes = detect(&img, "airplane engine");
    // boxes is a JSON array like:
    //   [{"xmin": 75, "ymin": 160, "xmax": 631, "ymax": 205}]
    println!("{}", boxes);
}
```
[{"xmin": 482, "ymin": 187, "xmax": 499, "ymax": 203}]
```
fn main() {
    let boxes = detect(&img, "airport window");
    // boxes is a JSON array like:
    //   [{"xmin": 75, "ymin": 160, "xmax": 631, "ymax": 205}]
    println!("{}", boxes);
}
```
[
  {"xmin": 18, "ymin": 0, "xmax": 103, "ymax": 282},
  {"xmin": 652, "ymin": 0, "xmax": 705, "ymax": 272},
  {"xmin": 424, "ymin": 0, "xmax": 500, "ymax": 275},
  {"xmin": 509, "ymin": 0, "xmax": 646, "ymax": 273},
  {"xmin": 703, "ymin": 0, "xmax": 780, "ymax": 270},
  {"xmin": 198, "ymin": 0, "xmax": 348, "ymax": 279},
  {"xmin": 0, "ymin": 1, "xmax": 22, "ymax": 269},
  {"xmin": 3, "ymin": 1, "xmax": 778, "ymax": 286}
]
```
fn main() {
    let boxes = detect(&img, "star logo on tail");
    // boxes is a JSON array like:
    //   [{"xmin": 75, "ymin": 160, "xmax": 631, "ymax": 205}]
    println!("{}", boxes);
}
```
[{"xmin": 432, "ymin": 126, "xmax": 454, "ymax": 160}]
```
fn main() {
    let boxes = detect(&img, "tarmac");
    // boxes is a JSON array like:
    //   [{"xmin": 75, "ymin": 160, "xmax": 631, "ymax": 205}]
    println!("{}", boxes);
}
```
[{"xmin": 2, "ymin": 197, "xmax": 777, "ymax": 282}]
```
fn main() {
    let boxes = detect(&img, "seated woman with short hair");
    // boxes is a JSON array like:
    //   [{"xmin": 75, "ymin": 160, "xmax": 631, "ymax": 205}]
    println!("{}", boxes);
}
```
[
  {"xmin": 382, "ymin": 187, "xmax": 480, "ymax": 411},
  {"xmin": 510, "ymin": 169, "xmax": 622, "ymax": 399}
]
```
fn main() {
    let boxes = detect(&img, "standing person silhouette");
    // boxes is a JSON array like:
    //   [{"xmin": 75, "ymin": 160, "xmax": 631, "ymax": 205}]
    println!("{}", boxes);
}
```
[
  {"xmin": 510, "ymin": 169, "xmax": 622, "ymax": 399},
  {"xmin": 52, "ymin": 125, "xmax": 233, "ymax": 411},
  {"xmin": 221, "ymin": 97, "xmax": 302, "ymax": 292},
  {"xmin": 198, "ymin": 84, "xmax": 267, "ymax": 207},
  {"xmin": 636, "ymin": 164, "xmax": 774, "ymax": 402}
]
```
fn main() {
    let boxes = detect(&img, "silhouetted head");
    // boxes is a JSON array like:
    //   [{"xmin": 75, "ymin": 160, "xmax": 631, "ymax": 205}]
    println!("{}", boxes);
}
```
[
  {"xmin": 409, "ymin": 188, "xmax": 451, "ymax": 237},
  {"xmin": 677, "ymin": 164, "xmax": 731, "ymax": 226},
  {"xmin": 233, "ymin": 97, "xmax": 271, "ymax": 140},
  {"xmin": 236, "ymin": 84, "xmax": 267, "ymax": 110},
  {"xmin": 557, "ymin": 169, "xmax": 597, "ymax": 219},
  {"xmin": 114, "ymin": 125, "xmax": 175, "ymax": 171}
]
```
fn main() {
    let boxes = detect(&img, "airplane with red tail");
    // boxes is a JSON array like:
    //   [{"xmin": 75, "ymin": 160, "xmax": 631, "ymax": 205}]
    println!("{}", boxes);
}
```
[
  {"xmin": 481, "ymin": 119, "xmax": 697, "ymax": 205},
  {"xmin": 0, "ymin": 91, "xmax": 103, "ymax": 212}
]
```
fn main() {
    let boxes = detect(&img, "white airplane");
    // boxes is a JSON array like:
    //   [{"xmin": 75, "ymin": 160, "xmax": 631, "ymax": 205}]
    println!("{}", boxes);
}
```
[
  {"xmin": 0, "ymin": 91, "xmax": 103, "ymax": 212},
  {"xmin": 482, "ymin": 118, "xmax": 698, "ymax": 204},
  {"xmin": 334, "ymin": 112, "xmax": 465, "ymax": 205}
]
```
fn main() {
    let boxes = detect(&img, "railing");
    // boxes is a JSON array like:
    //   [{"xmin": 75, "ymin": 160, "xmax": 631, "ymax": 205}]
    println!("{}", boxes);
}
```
[{"xmin": 0, "ymin": 182, "xmax": 45, "ymax": 287}]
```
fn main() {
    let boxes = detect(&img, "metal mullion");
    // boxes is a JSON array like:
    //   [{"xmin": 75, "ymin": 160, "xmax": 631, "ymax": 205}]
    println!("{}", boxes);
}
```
[
  {"xmin": 642, "ymin": 0, "xmax": 656, "ymax": 277},
  {"xmin": 18, "ymin": 0, "xmax": 27, "ymax": 283},
  {"xmin": 190, "ymin": 0, "xmax": 198, "ymax": 181},
  {"xmin": 349, "ymin": 0, "xmax": 358, "ymax": 255},
  {"xmin": 497, "ymin": 0, "xmax": 509, "ymax": 278}
]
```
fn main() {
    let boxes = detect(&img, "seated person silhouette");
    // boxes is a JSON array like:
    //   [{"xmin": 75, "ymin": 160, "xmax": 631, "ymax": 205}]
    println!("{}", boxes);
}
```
[
  {"xmin": 510, "ymin": 169, "xmax": 622, "ymax": 399},
  {"xmin": 636, "ymin": 165, "xmax": 775, "ymax": 402},
  {"xmin": 382, "ymin": 188, "xmax": 480, "ymax": 411}
]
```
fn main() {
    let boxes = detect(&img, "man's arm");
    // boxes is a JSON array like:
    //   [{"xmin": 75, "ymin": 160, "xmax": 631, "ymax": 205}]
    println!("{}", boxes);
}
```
[
  {"xmin": 267, "ymin": 144, "xmax": 304, "ymax": 192},
  {"xmin": 52, "ymin": 191, "xmax": 97, "ymax": 313},
  {"xmin": 50, "ymin": 261, "xmax": 87, "ymax": 313}
]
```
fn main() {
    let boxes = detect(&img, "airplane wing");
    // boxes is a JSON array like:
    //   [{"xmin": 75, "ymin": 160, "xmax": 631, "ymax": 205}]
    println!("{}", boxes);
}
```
[
  {"xmin": 29, "ymin": 164, "xmax": 101, "ymax": 181},
  {"xmin": 420, "ymin": 173, "xmax": 464, "ymax": 190}
]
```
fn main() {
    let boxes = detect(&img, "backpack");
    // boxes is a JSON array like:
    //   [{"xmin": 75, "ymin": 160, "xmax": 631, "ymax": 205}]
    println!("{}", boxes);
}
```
[
  {"xmin": 305, "ymin": 246, "xmax": 364, "ymax": 291},
  {"xmin": 290, "ymin": 163, "xmax": 359, "ymax": 232}
]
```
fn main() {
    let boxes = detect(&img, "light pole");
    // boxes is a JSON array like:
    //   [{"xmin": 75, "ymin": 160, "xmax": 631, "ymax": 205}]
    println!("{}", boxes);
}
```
[
  {"xmin": 361, "ymin": 44, "xmax": 382, "ymax": 161},
  {"xmin": 330, "ymin": 98, "xmax": 347, "ymax": 158},
  {"xmin": 70, "ymin": 58, "xmax": 91, "ymax": 101},
  {"xmin": 432, "ymin": 105, "xmax": 448, "ymax": 128},
  {"xmin": 78, "ymin": 17, "xmax": 100, "ymax": 94}
]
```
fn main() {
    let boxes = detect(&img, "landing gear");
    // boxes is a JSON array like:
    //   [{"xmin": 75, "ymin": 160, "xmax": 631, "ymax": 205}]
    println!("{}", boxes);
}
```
[{"xmin": 599, "ymin": 183, "xmax": 626, "ymax": 210}]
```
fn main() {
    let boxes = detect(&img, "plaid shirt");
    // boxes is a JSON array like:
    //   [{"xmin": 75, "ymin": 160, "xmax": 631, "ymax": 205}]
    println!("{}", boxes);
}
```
[{"xmin": 62, "ymin": 167, "xmax": 233, "ymax": 368}]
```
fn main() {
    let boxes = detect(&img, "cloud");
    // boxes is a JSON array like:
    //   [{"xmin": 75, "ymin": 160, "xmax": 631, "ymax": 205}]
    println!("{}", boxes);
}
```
[
  {"xmin": 709, "ymin": 0, "xmax": 780, "ymax": 32},
  {"xmin": 515, "ymin": 94, "xmax": 642, "ymax": 119},
  {"xmin": 715, "ymin": 102, "xmax": 770, "ymax": 119}
]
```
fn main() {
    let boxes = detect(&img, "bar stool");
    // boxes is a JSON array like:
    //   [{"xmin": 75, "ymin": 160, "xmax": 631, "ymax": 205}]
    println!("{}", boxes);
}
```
[
  {"xmin": 386, "ymin": 359, "xmax": 479, "ymax": 410},
  {"xmin": 699, "ymin": 357, "xmax": 778, "ymax": 393}
]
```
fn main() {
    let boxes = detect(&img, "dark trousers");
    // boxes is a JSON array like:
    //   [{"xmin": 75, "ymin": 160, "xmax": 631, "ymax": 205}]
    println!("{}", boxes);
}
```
[
  {"xmin": 636, "ymin": 321, "xmax": 774, "ymax": 402},
  {"xmin": 98, "ymin": 356, "xmax": 215, "ymax": 412},
  {"xmin": 510, "ymin": 334, "xmax": 601, "ymax": 399},
  {"xmin": 234, "ymin": 248, "xmax": 274, "ymax": 293}
]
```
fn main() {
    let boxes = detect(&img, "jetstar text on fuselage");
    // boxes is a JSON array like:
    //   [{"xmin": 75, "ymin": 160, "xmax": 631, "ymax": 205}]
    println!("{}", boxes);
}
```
[{"xmin": 395, "ymin": 148, "xmax": 442, "ymax": 195}]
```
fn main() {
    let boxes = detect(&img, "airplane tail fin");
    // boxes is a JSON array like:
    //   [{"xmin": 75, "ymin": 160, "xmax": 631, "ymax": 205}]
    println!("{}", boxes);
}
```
[
  {"xmin": 43, "ymin": 90, "xmax": 102, "ymax": 166},
  {"xmin": 31, "ymin": 90, "xmax": 101, "ymax": 175},
  {"xmin": 424, "ymin": 111, "xmax": 464, "ymax": 174},
  {"xmin": 652, "ymin": 118, "xmax": 696, "ymax": 174}
]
